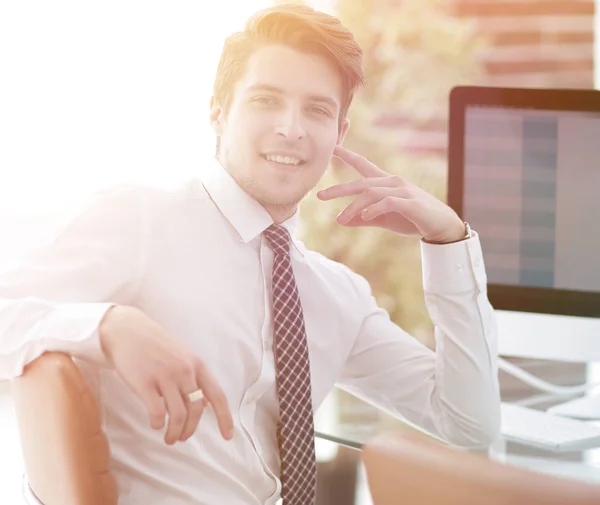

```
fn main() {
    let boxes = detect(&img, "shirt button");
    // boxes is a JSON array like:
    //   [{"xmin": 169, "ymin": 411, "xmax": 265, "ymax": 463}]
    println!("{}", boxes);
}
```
[{"xmin": 455, "ymin": 263, "xmax": 465, "ymax": 272}]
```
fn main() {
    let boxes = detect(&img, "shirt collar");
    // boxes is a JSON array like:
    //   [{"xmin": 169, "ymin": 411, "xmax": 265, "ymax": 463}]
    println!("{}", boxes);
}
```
[{"xmin": 199, "ymin": 156, "xmax": 304, "ymax": 257}]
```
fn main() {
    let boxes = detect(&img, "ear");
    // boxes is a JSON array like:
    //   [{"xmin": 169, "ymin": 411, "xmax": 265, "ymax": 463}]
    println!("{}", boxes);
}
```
[
  {"xmin": 337, "ymin": 118, "xmax": 350, "ymax": 145},
  {"xmin": 209, "ymin": 96, "xmax": 225, "ymax": 136}
]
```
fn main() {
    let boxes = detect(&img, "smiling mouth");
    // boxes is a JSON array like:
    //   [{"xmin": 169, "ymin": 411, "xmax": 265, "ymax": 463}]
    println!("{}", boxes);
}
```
[{"xmin": 260, "ymin": 153, "xmax": 306, "ymax": 166}]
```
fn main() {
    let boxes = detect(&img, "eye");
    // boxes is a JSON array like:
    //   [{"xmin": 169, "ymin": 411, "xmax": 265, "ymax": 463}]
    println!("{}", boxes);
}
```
[
  {"xmin": 309, "ymin": 106, "xmax": 332, "ymax": 117},
  {"xmin": 253, "ymin": 95, "xmax": 277, "ymax": 105}
]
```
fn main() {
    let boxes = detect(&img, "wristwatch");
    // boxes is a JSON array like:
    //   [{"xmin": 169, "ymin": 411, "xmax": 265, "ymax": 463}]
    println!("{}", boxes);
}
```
[
  {"xmin": 464, "ymin": 221, "xmax": 472, "ymax": 240},
  {"xmin": 445, "ymin": 221, "xmax": 472, "ymax": 244},
  {"xmin": 443, "ymin": 221, "xmax": 472, "ymax": 244},
  {"xmin": 423, "ymin": 221, "xmax": 472, "ymax": 244}
]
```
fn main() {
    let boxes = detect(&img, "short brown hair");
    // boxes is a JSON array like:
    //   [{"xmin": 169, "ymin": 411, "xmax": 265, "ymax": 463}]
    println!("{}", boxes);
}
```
[{"xmin": 212, "ymin": 4, "xmax": 364, "ymax": 127}]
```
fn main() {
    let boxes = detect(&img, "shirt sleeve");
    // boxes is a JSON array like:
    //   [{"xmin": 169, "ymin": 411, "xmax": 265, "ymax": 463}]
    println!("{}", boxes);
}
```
[
  {"xmin": 337, "ymin": 233, "xmax": 501, "ymax": 449},
  {"xmin": 0, "ymin": 186, "xmax": 146, "ymax": 380}
]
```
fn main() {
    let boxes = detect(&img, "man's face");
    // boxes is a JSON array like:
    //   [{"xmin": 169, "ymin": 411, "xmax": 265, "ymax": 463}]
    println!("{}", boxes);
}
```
[{"xmin": 211, "ymin": 44, "xmax": 349, "ymax": 218}]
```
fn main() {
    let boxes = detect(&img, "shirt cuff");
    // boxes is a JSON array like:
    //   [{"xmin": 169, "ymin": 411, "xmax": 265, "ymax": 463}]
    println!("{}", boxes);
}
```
[
  {"xmin": 420, "ymin": 231, "xmax": 487, "ymax": 294},
  {"xmin": 49, "ymin": 302, "xmax": 116, "ymax": 367}
]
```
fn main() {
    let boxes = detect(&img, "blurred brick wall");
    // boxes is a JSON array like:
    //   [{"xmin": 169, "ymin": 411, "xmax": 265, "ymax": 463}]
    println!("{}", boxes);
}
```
[
  {"xmin": 452, "ymin": 0, "xmax": 595, "ymax": 89},
  {"xmin": 393, "ymin": 0, "xmax": 596, "ymax": 156}
]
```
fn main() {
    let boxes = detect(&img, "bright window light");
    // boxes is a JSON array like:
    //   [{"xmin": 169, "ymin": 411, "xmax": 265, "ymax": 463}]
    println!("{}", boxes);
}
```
[{"xmin": 0, "ymin": 1, "xmax": 274, "ymax": 216}]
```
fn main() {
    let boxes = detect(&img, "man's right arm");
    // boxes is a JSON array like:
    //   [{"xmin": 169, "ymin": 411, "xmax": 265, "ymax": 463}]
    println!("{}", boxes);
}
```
[
  {"xmin": 0, "ymin": 186, "xmax": 234, "ymax": 443},
  {"xmin": 0, "ymin": 186, "xmax": 146, "ymax": 380}
]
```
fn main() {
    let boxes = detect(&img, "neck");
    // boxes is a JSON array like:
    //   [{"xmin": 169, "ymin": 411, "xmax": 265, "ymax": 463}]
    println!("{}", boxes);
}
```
[{"xmin": 264, "ymin": 203, "xmax": 298, "ymax": 225}]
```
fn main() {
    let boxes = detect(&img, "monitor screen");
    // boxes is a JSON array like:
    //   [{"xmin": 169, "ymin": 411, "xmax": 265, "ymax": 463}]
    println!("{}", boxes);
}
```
[{"xmin": 448, "ymin": 87, "xmax": 600, "ymax": 318}]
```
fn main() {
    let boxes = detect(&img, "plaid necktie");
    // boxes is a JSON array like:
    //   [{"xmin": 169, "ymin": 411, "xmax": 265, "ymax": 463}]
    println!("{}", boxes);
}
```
[{"xmin": 264, "ymin": 224, "xmax": 316, "ymax": 505}]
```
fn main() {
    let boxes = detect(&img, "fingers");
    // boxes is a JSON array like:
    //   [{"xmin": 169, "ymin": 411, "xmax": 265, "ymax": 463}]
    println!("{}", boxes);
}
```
[
  {"xmin": 179, "ymin": 392, "xmax": 207, "ymax": 442},
  {"xmin": 160, "ymin": 361, "xmax": 208, "ymax": 444},
  {"xmin": 336, "ymin": 186, "xmax": 410, "ymax": 225},
  {"xmin": 333, "ymin": 145, "xmax": 387, "ymax": 177},
  {"xmin": 318, "ymin": 176, "xmax": 390, "ymax": 201},
  {"xmin": 146, "ymin": 357, "xmax": 233, "ymax": 445},
  {"xmin": 362, "ymin": 195, "xmax": 410, "ymax": 221},
  {"xmin": 159, "ymin": 380, "xmax": 189, "ymax": 445},
  {"xmin": 194, "ymin": 359, "xmax": 234, "ymax": 441},
  {"xmin": 318, "ymin": 175, "xmax": 406, "ymax": 201},
  {"xmin": 138, "ymin": 381, "xmax": 167, "ymax": 430}
]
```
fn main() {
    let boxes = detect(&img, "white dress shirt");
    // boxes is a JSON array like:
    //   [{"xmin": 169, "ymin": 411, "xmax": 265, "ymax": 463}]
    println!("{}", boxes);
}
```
[{"xmin": 0, "ymin": 157, "xmax": 501, "ymax": 505}]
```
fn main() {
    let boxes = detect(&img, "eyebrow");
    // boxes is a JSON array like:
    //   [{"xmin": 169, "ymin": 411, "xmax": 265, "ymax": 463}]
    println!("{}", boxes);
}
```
[{"xmin": 246, "ymin": 84, "xmax": 340, "ymax": 110}]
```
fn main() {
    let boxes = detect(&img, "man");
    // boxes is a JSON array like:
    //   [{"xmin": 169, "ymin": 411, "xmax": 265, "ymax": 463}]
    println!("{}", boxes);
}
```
[{"xmin": 0, "ymin": 5, "xmax": 500, "ymax": 505}]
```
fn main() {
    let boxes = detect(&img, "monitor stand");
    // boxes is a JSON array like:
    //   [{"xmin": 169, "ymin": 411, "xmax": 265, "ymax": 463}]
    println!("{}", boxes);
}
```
[
  {"xmin": 496, "ymin": 310, "xmax": 600, "ymax": 362},
  {"xmin": 548, "ymin": 395, "xmax": 600, "ymax": 420},
  {"xmin": 495, "ymin": 310, "xmax": 600, "ymax": 419},
  {"xmin": 548, "ymin": 362, "xmax": 600, "ymax": 420}
]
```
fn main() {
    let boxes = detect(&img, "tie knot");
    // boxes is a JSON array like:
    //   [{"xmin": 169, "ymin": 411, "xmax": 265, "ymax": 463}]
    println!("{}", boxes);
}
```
[{"xmin": 264, "ymin": 224, "xmax": 291, "ymax": 256}]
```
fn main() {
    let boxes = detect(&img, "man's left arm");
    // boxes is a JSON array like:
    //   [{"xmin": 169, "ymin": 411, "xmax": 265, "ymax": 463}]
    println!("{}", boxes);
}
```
[
  {"xmin": 318, "ymin": 145, "xmax": 501, "ymax": 449},
  {"xmin": 336, "ymin": 232, "xmax": 500, "ymax": 449}
]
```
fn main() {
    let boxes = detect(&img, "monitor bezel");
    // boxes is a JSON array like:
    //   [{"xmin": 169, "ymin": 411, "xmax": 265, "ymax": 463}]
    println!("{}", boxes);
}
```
[{"xmin": 448, "ymin": 85, "xmax": 600, "ymax": 318}]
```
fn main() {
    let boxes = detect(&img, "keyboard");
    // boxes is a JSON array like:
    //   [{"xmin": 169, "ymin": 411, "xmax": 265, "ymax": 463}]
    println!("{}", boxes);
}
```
[{"xmin": 501, "ymin": 402, "xmax": 600, "ymax": 452}]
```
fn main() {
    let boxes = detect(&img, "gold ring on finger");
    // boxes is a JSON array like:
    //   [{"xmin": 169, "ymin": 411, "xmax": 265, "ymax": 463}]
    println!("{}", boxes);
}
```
[{"xmin": 187, "ymin": 389, "xmax": 205, "ymax": 403}]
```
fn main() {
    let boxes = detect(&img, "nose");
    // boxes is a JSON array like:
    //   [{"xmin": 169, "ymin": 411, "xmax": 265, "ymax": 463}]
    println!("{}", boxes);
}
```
[{"xmin": 274, "ymin": 106, "xmax": 306, "ymax": 140}]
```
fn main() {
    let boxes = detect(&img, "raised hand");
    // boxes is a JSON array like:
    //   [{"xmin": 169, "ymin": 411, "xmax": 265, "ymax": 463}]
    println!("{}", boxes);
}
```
[{"xmin": 317, "ymin": 145, "xmax": 466, "ymax": 244}]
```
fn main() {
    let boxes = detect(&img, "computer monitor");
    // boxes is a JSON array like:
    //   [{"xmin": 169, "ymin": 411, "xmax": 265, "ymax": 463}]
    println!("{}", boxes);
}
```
[{"xmin": 448, "ymin": 86, "xmax": 600, "ymax": 363}]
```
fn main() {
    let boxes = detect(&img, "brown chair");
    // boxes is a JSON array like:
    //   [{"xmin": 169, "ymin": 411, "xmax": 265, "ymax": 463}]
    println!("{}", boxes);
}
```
[
  {"xmin": 362, "ymin": 430, "xmax": 600, "ymax": 505},
  {"xmin": 11, "ymin": 352, "xmax": 118, "ymax": 505}
]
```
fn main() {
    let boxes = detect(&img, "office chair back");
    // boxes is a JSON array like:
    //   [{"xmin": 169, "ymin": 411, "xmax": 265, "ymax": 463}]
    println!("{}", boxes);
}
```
[
  {"xmin": 11, "ymin": 352, "xmax": 118, "ymax": 505},
  {"xmin": 362, "ymin": 431, "xmax": 600, "ymax": 505}
]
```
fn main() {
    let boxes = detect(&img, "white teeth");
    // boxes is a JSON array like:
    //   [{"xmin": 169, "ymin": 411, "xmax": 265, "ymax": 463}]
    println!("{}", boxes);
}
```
[{"xmin": 265, "ymin": 154, "xmax": 301, "ymax": 165}]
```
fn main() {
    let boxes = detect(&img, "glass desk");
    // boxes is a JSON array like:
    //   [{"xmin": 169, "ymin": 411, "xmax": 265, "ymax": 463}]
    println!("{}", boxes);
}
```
[{"xmin": 313, "ymin": 402, "xmax": 600, "ymax": 487}]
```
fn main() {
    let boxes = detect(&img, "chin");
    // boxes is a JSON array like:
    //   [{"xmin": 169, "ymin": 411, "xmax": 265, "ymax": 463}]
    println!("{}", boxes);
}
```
[
  {"xmin": 240, "ymin": 172, "xmax": 314, "ymax": 208},
  {"xmin": 251, "ymin": 185, "xmax": 304, "ymax": 207},
  {"xmin": 259, "ymin": 193, "xmax": 302, "ymax": 208}
]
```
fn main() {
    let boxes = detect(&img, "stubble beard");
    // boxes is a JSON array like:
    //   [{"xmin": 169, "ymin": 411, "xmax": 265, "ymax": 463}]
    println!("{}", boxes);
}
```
[{"xmin": 241, "ymin": 174, "xmax": 310, "ymax": 217}]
